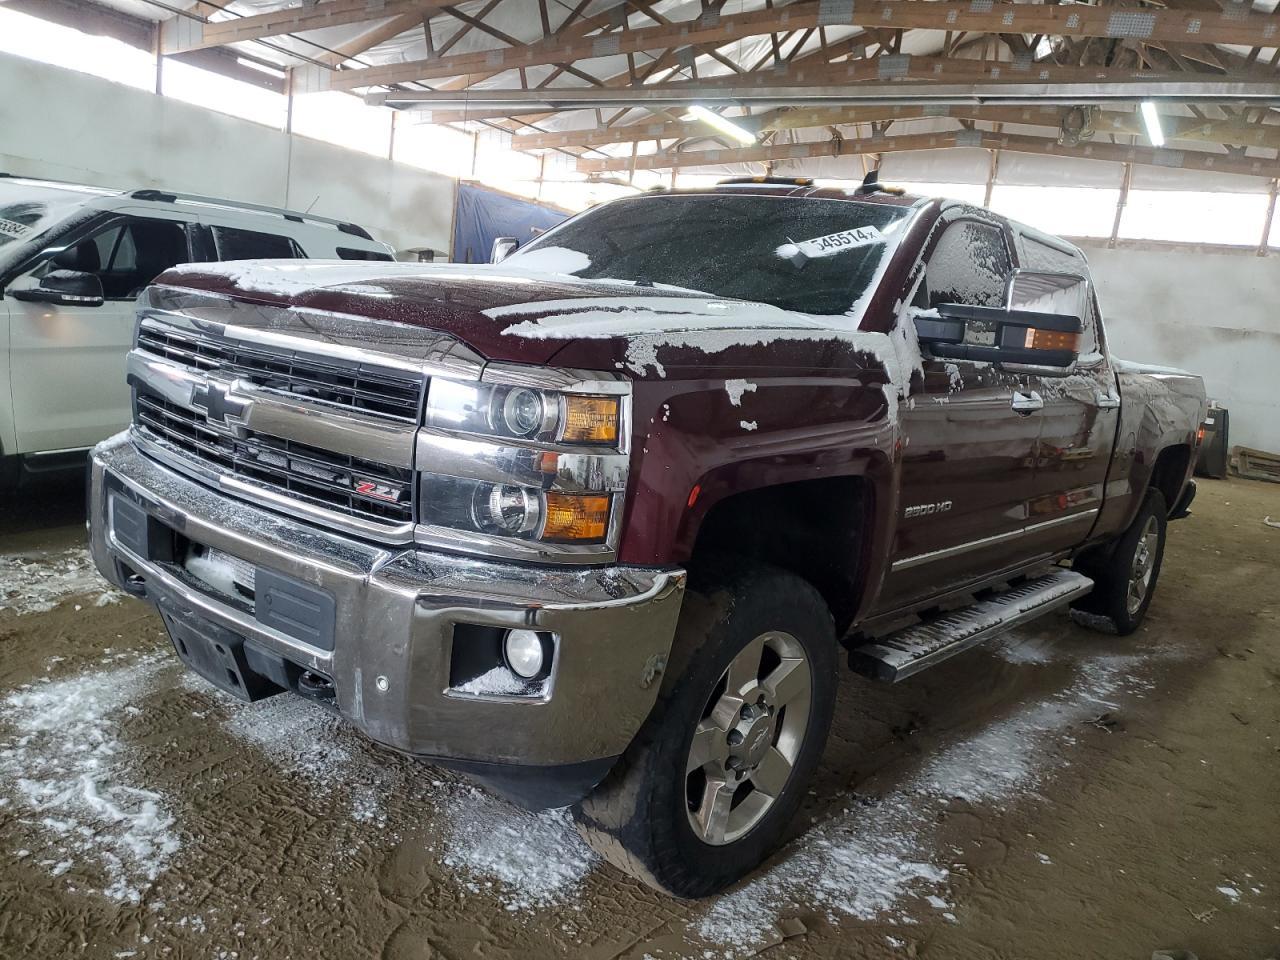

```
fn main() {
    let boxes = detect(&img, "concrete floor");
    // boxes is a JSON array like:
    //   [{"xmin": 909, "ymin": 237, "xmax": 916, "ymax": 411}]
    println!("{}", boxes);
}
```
[{"xmin": 0, "ymin": 471, "xmax": 1276, "ymax": 960}]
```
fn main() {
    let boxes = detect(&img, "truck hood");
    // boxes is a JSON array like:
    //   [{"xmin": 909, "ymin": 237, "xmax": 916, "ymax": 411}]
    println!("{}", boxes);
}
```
[{"xmin": 153, "ymin": 261, "xmax": 859, "ymax": 374}]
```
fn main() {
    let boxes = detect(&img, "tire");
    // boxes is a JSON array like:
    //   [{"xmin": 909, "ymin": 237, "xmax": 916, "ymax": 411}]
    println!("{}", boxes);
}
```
[
  {"xmin": 1071, "ymin": 489, "xmax": 1167, "ymax": 636},
  {"xmin": 0, "ymin": 454, "xmax": 20, "ymax": 492},
  {"xmin": 572, "ymin": 559, "xmax": 838, "ymax": 898}
]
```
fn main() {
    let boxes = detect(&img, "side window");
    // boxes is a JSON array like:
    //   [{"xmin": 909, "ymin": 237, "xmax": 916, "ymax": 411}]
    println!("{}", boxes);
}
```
[
  {"xmin": 924, "ymin": 221, "xmax": 1011, "ymax": 309},
  {"xmin": 336, "ymin": 247, "xmax": 394, "ymax": 262},
  {"xmin": 43, "ymin": 217, "xmax": 190, "ymax": 299},
  {"xmin": 211, "ymin": 226, "xmax": 304, "ymax": 260},
  {"xmin": 1018, "ymin": 235, "xmax": 1099, "ymax": 356}
]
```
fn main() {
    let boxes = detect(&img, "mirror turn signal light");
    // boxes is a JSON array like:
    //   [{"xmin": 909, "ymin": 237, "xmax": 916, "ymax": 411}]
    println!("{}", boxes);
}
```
[
  {"xmin": 543, "ymin": 493, "xmax": 610, "ymax": 541},
  {"xmin": 1023, "ymin": 328, "xmax": 1081, "ymax": 351},
  {"xmin": 562, "ymin": 395, "xmax": 620, "ymax": 444}
]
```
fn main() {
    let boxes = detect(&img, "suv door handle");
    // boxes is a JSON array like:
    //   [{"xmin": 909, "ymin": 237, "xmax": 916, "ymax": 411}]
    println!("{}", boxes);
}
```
[
  {"xmin": 1011, "ymin": 391, "xmax": 1044, "ymax": 414},
  {"xmin": 1096, "ymin": 392, "xmax": 1121, "ymax": 409}
]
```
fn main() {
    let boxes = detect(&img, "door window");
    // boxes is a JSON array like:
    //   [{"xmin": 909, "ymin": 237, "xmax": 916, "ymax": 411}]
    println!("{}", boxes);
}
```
[
  {"xmin": 41, "ymin": 217, "xmax": 191, "ymax": 299},
  {"xmin": 210, "ymin": 226, "xmax": 304, "ymax": 260},
  {"xmin": 923, "ymin": 220, "xmax": 1011, "ymax": 309}
]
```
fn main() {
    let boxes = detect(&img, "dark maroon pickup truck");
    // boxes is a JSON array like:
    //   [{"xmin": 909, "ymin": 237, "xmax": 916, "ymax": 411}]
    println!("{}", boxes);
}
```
[{"xmin": 88, "ymin": 180, "xmax": 1206, "ymax": 896}]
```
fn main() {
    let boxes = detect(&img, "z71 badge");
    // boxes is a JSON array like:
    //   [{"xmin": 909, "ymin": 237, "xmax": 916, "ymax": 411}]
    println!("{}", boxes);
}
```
[{"xmin": 903, "ymin": 500, "xmax": 953, "ymax": 519}]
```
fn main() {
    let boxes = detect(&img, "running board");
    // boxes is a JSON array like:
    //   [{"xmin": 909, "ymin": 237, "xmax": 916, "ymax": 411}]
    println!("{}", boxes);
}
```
[{"xmin": 849, "ymin": 569, "xmax": 1094, "ymax": 682}]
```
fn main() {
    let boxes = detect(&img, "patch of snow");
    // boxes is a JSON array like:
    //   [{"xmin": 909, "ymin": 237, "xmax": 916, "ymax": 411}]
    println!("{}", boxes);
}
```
[
  {"xmin": 724, "ymin": 378, "xmax": 758, "ymax": 406},
  {"xmin": 0, "ymin": 656, "xmax": 179, "ymax": 903},
  {"xmin": 739, "ymin": 420, "xmax": 758, "ymax": 432},
  {"xmin": 452, "ymin": 666, "xmax": 534, "ymax": 697},
  {"xmin": 501, "ymin": 246, "xmax": 592, "ymax": 275},
  {"xmin": 440, "ymin": 790, "xmax": 596, "ymax": 911},
  {"xmin": 1217, "ymin": 884, "xmax": 1241, "ymax": 902},
  {"xmin": 0, "ymin": 548, "xmax": 123, "ymax": 616},
  {"xmin": 697, "ymin": 648, "xmax": 1162, "ymax": 946},
  {"xmin": 1112, "ymin": 358, "xmax": 1195, "ymax": 377}
]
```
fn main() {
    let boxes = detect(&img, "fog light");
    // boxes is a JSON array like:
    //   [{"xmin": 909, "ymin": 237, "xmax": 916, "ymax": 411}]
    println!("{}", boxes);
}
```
[{"xmin": 504, "ymin": 629, "xmax": 547, "ymax": 679}]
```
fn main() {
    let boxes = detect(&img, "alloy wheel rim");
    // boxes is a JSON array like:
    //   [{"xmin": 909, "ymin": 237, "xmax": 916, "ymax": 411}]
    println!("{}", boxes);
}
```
[
  {"xmin": 684, "ymin": 630, "xmax": 812, "ymax": 846},
  {"xmin": 1126, "ymin": 515, "xmax": 1160, "ymax": 615}
]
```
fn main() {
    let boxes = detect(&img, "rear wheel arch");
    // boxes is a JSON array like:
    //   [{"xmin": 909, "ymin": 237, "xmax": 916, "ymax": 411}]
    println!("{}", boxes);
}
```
[{"xmin": 1147, "ymin": 444, "xmax": 1191, "ymax": 515}]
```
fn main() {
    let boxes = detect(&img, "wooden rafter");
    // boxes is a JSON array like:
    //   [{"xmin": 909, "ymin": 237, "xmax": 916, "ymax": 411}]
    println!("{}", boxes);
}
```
[
  {"xmin": 575, "ymin": 128, "xmax": 1280, "ymax": 179},
  {"xmin": 325, "ymin": 1, "xmax": 1280, "ymax": 91},
  {"xmin": 161, "ymin": 0, "xmax": 455, "ymax": 54},
  {"xmin": 510, "ymin": 103, "xmax": 1280, "ymax": 152}
]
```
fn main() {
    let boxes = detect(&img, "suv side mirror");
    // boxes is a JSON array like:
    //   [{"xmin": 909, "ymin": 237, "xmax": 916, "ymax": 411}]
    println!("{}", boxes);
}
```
[
  {"xmin": 12, "ymin": 269, "xmax": 105, "ymax": 308},
  {"xmin": 490, "ymin": 237, "xmax": 519, "ymax": 264},
  {"xmin": 914, "ymin": 302, "xmax": 1081, "ymax": 369}
]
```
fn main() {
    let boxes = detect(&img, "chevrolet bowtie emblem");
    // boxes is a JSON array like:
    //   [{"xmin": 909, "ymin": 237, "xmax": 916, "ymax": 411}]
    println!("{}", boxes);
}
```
[{"xmin": 193, "ymin": 378, "xmax": 249, "ymax": 428}]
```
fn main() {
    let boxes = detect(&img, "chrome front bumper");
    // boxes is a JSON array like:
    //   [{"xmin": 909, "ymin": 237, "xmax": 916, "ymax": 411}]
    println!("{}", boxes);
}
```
[{"xmin": 88, "ymin": 434, "xmax": 686, "ymax": 807}]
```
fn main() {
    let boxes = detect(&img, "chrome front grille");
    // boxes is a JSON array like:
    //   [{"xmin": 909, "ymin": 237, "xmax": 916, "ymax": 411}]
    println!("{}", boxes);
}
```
[
  {"xmin": 136, "ymin": 325, "xmax": 422, "ymax": 422},
  {"xmin": 131, "ymin": 317, "xmax": 425, "ymax": 536},
  {"xmin": 135, "ymin": 395, "xmax": 414, "ymax": 524}
]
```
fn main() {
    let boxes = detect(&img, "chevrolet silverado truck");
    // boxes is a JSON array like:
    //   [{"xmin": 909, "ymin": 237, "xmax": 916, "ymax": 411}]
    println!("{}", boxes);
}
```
[{"xmin": 87, "ymin": 180, "xmax": 1205, "ymax": 897}]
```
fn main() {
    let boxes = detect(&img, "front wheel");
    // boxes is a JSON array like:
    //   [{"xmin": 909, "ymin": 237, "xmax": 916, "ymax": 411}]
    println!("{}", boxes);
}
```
[
  {"xmin": 573, "ymin": 561, "xmax": 837, "ymax": 898},
  {"xmin": 1071, "ymin": 488, "xmax": 1167, "ymax": 635}
]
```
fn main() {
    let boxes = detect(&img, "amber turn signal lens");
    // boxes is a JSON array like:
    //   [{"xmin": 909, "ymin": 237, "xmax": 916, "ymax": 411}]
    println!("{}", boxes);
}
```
[
  {"xmin": 1024, "ymin": 328, "xmax": 1081, "ymax": 351},
  {"xmin": 562, "ymin": 395, "xmax": 619, "ymax": 444},
  {"xmin": 542, "ymin": 493, "xmax": 609, "ymax": 541}
]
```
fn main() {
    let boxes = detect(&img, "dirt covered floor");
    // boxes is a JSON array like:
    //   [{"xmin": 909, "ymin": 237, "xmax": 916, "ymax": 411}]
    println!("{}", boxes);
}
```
[{"xmin": 0, "ymin": 471, "xmax": 1276, "ymax": 960}]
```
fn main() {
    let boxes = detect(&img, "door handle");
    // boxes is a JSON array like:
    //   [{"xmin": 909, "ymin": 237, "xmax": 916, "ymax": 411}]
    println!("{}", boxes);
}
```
[
  {"xmin": 1096, "ymin": 392, "xmax": 1121, "ymax": 409},
  {"xmin": 1011, "ymin": 391, "xmax": 1044, "ymax": 414}
]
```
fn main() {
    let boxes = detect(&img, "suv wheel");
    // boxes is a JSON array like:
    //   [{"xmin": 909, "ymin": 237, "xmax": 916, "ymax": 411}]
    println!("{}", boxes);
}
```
[
  {"xmin": 1071, "ymin": 488, "xmax": 1167, "ymax": 636},
  {"xmin": 573, "ymin": 561, "xmax": 837, "ymax": 898}
]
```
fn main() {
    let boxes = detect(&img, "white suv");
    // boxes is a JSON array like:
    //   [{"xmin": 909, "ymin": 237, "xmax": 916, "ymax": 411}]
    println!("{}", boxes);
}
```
[{"xmin": 0, "ymin": 175, "xmax": 395, "ymax": 482}]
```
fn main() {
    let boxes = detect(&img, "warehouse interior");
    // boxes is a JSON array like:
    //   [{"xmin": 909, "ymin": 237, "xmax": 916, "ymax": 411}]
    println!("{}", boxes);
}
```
[{"xmin": 0, "ymin": 1, "xmax": 1277, "ymax": 958}]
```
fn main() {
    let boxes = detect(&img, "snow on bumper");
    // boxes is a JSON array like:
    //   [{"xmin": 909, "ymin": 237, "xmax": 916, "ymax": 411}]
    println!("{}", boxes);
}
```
[{"xmin": 87, "ymin": 435, "xmax": 685, "ymax": 780}]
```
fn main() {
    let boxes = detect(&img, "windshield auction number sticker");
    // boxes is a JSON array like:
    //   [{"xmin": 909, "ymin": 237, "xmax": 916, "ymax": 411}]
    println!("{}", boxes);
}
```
[
  {"xmin": 776, "ymin": 225, "xmax": 884, "ymax": 265},
  {"xmin": 0, "ymin": 218, "xmax": 32, "ymax": 240}
]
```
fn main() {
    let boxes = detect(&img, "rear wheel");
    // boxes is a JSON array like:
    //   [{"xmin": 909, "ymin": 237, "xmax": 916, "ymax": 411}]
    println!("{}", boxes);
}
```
[
  {"xmin": 1071, "ymin": 489, "xmax": 1167, "ymax": 635},
  {"xmin": 573, "ymin": 561, "xmax": 837, "ymax": 898}
]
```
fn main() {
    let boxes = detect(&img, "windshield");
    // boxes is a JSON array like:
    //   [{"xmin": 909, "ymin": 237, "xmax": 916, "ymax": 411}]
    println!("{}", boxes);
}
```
[
  {"xmin": 507, "ymin": 194, "xmax": 912, "ymax": 316},
  {"xmin": 0, "ymin": 180, "xmax": 101, "ymax": 254}
]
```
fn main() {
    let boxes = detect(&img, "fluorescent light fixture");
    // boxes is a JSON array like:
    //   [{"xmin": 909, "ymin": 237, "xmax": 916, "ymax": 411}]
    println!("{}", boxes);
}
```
[
  {"xmin": 1140, "ymin": 101, "xmax": 1165, "ymax": 147},
  {"xmin": 687, "ymin": 105, "xmax": 757, "ymax": 145}
]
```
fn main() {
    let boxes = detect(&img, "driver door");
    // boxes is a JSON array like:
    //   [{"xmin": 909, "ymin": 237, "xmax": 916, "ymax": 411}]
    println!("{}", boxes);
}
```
[
  {"xmin": 7, "ymin": 212, "xmax": 194, "ymax": 453},
  {"xmin": 876, "ymin": 216, "xmax": 1044, "ymax": 613}
]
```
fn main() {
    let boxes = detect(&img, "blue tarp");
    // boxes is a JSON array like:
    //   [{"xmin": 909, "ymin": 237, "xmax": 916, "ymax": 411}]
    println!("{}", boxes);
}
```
[{"xmin": 452, "ymin": 183, "xmax": 569, "ymax": 263}]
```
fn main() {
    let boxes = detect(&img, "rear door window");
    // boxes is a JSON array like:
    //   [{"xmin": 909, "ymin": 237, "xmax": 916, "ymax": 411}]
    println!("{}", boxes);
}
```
[
  {"xmin": 1018, "ymin": 235, "xmax": 1099, "ymax": 356},
  {"xmin": 210, "ymin": 226, "xmax": 304, "ymax": 260}
]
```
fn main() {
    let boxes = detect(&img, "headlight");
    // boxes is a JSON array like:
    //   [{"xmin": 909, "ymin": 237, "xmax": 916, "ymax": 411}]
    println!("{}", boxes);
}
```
[
  {"xmin": 427, "ymin": 379, "xmax": 619, "ymax": 446},
  {"xmin": 420, "ymin": 474, "xmax": 611, "ymax": 543}
]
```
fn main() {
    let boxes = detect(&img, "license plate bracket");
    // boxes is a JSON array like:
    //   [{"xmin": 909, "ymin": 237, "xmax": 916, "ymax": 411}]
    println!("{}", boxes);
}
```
[{"xmin": 160, "ymin": 606, "xmax": 283, "ymax": 702}]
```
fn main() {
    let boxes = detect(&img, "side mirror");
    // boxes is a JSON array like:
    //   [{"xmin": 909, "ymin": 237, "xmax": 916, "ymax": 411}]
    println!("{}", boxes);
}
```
[
  {"xmin": 490, "ymin": 237, "xmax": 519, "ymax": 264},
  {"xmin": 914, "ymin": 302, "xmax": 1081, "ymax": 369},
  {"xmin": 12, "ymin": 270, "xmax": 105, "ymax": 308}
]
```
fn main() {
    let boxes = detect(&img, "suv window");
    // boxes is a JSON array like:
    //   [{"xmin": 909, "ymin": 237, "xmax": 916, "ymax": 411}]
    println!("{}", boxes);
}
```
[
  {"xmin": 44, "ymin": 216, "xmax": 190, "ymax": 299},
  {"xmin": 211, "ymin": 226, "xmax": 303, "ymax": 260},
  {"xmin": 337, "ymin": 246, "xmax": 394, "ymax": 262},
  {"xmin": 924, "ymin": 220, "xmax": 1011, "ymax": 309}
]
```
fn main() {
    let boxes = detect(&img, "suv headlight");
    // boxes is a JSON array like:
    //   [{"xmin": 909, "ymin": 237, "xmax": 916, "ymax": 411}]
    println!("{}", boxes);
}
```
[{"xmin": 417, "ymin": 368, "xmax": 630, "ymax": 557}]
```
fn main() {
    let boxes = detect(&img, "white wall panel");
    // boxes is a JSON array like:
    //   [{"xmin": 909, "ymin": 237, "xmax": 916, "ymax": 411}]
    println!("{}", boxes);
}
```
[
  {"xmin": 0, "ymin": 51, "xmax": 454, "ymax": 255},
  {"xmin": 1082, "ymin": 241, "xmax": 1280, "ymax": 451}
]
